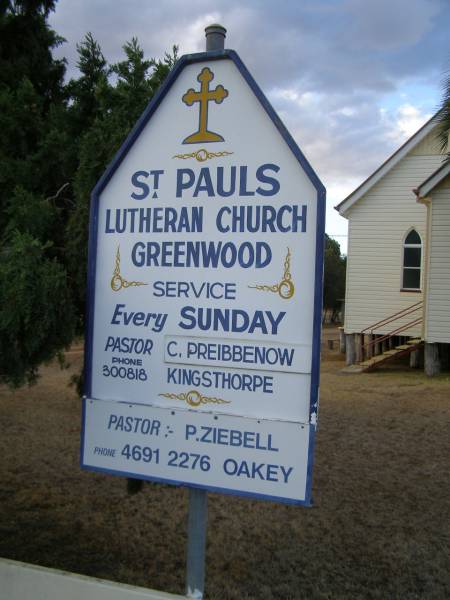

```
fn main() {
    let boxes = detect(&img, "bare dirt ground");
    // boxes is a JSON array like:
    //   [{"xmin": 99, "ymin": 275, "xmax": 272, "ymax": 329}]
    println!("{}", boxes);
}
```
[{"xmin": 1, "ymin": 328, "xmax": 449, "ymax": 599}]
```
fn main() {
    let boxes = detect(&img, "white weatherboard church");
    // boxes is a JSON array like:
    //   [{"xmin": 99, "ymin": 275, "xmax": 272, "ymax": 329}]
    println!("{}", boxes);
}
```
[{"xmin": 336, "ymin": 113, "xmax": 450, "ymax": 375}]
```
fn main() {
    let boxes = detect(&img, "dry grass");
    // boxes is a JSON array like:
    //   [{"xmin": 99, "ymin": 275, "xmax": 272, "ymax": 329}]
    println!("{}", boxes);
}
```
[{"xmin": 0, "ymin": 330, "xmax": 449, "ymax": 599}]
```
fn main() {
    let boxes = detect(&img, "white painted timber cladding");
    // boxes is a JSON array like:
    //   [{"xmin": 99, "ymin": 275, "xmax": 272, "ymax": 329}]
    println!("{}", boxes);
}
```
[
  {"xmin": 425, "ymin": 184, "xmax": 450, "ymax": 343},
  {"xmin": 410, "ymin": 130, "xmax": 442, "ymax": 156},
  {"xmin": 344, "ymin": 145, "xmax": 443, "ymax": 336}
]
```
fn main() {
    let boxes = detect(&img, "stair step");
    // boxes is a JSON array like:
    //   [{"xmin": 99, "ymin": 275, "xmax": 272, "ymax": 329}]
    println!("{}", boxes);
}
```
[
  {"xmin": 408, "ymin": 338, "xmax": 422, "ymax": 345},
  {"xmin": 362, "ymin": 345, "xmax": 418, "ymax": 364},
  {"xmin": 360, "ymin": 356, "xmax": 386, "ymax": 366},
  {"xmin": 340, "ymin": 365, "xmax": 364, "ymax": 374},
  {"xmin": 359, "ymin": 341, "xmax": 424, "ymax": 370}
]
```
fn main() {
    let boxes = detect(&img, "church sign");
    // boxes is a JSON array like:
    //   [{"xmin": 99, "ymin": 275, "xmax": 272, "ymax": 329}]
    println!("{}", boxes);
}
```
[{"xmin": 81, "ymin": 49, "xmax": 325, "ymax": 505}]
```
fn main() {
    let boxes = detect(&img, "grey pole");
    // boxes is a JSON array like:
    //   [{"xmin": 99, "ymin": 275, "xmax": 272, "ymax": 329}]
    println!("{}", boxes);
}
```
[
  {"xmin": 205, "ymin": 24, "xmax": 226, "ymax": 51},
  {"xmin": 185, "ymin": 24, "xmax": 227, "ymax": 599},
  {"xmin": 186, "ymin": 488, "xmax": 208, "ymax": 599}
]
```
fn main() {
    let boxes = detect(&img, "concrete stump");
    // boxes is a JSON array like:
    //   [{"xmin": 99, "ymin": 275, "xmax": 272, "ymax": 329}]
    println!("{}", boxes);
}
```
[
  {"xmin": 425, "ymin": 343, "xmax": 440, "ymax": 377},
  {"xmin": 339, "ymin": 327, "xmax": 346, "ymax": 354},
  {"xmin": 346, "ymin": 334, "xmax": 356, "ymax": 366},
  {"xmin": 374, "ymin": 335, "xmax": 381, "ymax": 355},
  {"xmin": 355, "ymin": 333, "xmax": 363, "ymax": 363},
  {"xmin": 366, "ymin": 334, "xmax": 374, "ymax": 359},
  {"xmin": 409, "ymin": 349, "xmax": 420, "ymax": 369}
]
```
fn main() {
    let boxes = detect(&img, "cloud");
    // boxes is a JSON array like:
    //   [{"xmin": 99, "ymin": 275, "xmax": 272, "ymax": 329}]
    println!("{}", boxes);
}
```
[
  {"xmin": 51, "ymin": 0, "xmax": 448, "ymax": 93},
  {"xmin": 343, "ymin": 0, "xmax": 441, "ymax": 50},
  {"xmin": 385, "ymin": 104, "xmax": 432, "ymax": 142},
  {"xmin": 48, "ymin": 0, "xmax": 449, "ymax": 245}
]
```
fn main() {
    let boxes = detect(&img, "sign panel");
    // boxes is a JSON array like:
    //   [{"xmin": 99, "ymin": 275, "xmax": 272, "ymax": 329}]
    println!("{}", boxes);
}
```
[
  {"xmin": 82, "ymin": 50, "xmax": 325, "ymax": 505},
  {"xmin": 83, "ymin": 399, "xmax": 312, "ymax": 503}
]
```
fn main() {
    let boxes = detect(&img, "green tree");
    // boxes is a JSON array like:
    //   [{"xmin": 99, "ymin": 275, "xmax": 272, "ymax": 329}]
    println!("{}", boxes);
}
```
[
  {"xmin": 0, "ymin": 0, "xmax": 65, "ymax": 105},
  {"xmin": 0, "ymin": 232, "xmax": 74, "ymax": 386},
  {"xmin": 0, "ymin": 0, "xmax": 74, "ymax": 386},
  {"xmin": 66, "ymin": 32, "xmax": 108, "ymax": 135},
  {"xmin": 323, "ymin": 235, "xmax": 346, "ymax": 322}
]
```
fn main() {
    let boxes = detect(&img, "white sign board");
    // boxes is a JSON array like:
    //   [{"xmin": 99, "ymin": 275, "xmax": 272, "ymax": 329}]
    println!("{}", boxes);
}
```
[{"xmin": 82, "ymin": 50, "xmax": 325, "ymax": 505}]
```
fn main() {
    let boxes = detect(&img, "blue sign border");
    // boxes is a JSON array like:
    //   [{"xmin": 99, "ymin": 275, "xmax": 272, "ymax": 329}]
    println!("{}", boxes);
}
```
[{"xmin": 82, "ymin": 49, "xmax": 325, "ymax": 507}]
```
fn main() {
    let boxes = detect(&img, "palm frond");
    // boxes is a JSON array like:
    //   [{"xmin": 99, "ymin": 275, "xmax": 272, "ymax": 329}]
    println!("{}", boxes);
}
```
[{"xmin": 437, "ymin": 72, "xmax": 450, "ymax": 156}]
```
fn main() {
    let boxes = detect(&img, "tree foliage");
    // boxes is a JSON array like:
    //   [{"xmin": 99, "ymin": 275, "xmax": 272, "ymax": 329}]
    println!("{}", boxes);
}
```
[
  {"xmin": 0, "ymin": 1, "xmax": 177, "ymax": 387},
  {"xmin": 0, "ymin": 0, "xmax": 74, "ymax": 387},
  {"xmin": 0, "ymin": 232, "xmax": 74, "ymax": 386},
  {"xmin": 437, "ymin": 71, "xmax": 450, "ymax": 159},
  {"xmin": 323, "ymin": 235, "xmax": 346, "ymax": 320}
]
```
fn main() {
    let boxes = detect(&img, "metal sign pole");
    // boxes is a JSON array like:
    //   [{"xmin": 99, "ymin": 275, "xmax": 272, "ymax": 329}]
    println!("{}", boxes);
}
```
[
  {"xmin": 186, "ymin": 488, "xmax": 208, "ymax": 599},
  {"xmin": 185, "ymin": 26, "xmax": 224, "ymax": 600}
]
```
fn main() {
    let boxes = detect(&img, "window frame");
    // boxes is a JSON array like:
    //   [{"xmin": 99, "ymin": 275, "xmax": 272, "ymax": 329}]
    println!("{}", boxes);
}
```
[{"xmin": 401, "ymin": 229, "xmax": 422, "ymax": 292}]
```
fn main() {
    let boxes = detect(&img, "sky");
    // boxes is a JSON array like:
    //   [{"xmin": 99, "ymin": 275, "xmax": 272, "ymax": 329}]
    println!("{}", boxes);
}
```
[{"xmin": 49, "ymin": 0, "xmax": 450, "ymax": 254}]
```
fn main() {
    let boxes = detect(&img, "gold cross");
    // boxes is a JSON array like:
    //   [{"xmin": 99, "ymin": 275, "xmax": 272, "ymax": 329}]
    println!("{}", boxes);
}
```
[{"xmin": 182, "ymin": 67, "xmax": 228, "ymax": 144}]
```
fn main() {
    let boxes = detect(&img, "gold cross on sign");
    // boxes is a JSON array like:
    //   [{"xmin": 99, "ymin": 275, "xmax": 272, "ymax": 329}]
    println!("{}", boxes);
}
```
[{"xmin": 182, "ymin": 67, "xmax": 228, "ymax": 144}]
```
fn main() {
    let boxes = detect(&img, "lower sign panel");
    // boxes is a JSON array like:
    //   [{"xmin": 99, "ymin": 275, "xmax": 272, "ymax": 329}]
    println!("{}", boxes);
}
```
[{"xmin": 81, "ymin": 398, "xmax": 314, "ymax": 505}]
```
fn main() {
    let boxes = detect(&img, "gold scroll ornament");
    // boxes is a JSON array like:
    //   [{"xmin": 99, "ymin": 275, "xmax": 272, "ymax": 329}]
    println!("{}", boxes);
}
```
[
  {"xmin": 249, "ymin": 247, "xmax": 295, "ymax": 300},
  {"xmin": 110, "ymin": 246, "xmax": 147, "ymax": 292},
  {"xmin": 159, "ymin": 390, "xmax": 230, "ymax": 408},
  {"xmin": 173, "ymin": 149, "xmax": 233, "ymax": 162}
]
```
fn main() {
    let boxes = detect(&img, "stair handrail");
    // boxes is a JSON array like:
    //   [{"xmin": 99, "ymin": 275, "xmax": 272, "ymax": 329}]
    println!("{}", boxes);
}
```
[
  {"xmin": 360, "ymin": 317, "xmax": 422, "ymax": 362},
  {"xmin": 363, "ymin": 318, "xmax": 422, "ymax": 351},
  {"xmin": 360, "ymin": 301, "xmax": 423, "ymax": 335}
]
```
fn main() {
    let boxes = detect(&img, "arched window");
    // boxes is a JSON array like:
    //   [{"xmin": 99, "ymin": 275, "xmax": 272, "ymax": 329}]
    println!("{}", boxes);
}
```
[{"xmin": 402, "ymin": 229, "xmax": 422, "ymax": 290}]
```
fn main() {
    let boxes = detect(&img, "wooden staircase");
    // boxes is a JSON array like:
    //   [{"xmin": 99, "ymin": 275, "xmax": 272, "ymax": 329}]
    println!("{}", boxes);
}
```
[
  {"xmin": 359, "ymin": 337, "xmax": 424, "ymax": 372},
  {"xmin": 343, "ymin": 302, "xmax": 424, "ymax": 373}
]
